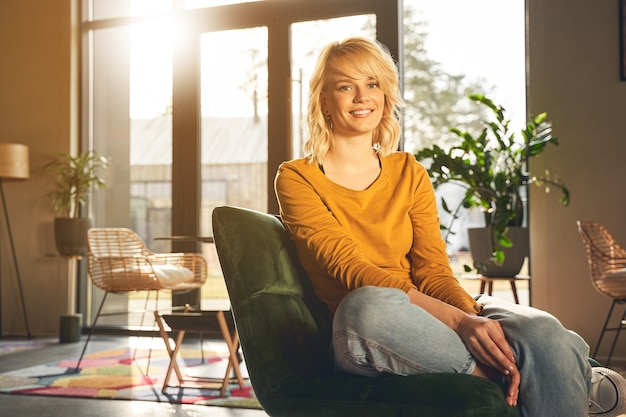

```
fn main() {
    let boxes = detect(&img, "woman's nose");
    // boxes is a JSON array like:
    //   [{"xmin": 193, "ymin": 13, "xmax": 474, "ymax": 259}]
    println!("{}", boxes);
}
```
[{"xmin": 354, "ymin": 88, "xmax": 370, "ymax": 102}]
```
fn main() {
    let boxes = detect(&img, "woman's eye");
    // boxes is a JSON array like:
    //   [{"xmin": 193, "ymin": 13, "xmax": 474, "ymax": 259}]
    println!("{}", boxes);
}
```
[
  {"xmin": 338, "ymin": 85, "xmax": 352, "ymax": 91},
  {"xmin": 368, "ymin": 82, "xmax": 380, "ymax": 89}
]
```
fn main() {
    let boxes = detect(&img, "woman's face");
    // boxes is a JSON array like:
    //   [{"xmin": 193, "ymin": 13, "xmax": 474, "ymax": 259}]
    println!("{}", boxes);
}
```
[{"xmin": 321, "ymin": 59, "xmax": 385, "ymax": 140}]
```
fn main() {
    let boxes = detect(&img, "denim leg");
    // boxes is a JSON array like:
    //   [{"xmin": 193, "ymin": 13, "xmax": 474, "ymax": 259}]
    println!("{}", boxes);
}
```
[
  {"xmin": 332, "ymin": 286, "xmax": 476, "ymax": 377},
  {"xmin": 332, "ymin": 288, "xmax": 592, "ymax": 417},
  {"xmin": 477, "ymin": 295, "xmax": 591, "ymax": 417}
]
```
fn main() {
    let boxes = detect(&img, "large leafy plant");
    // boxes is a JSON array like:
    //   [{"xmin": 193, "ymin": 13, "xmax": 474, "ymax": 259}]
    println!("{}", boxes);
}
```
[
  {"xmin": 415, "ymin": 94, "xmax": 569, "ymax": 267},
  {"xmin": 45, "ymin": 151, "xmax": 109, "ymax": 219}
]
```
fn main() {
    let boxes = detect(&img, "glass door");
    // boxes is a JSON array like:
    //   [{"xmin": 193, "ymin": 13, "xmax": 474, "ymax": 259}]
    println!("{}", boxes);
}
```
[
  {"xmin": 82, "ymin": 0, "xmax": 402, "ymax": 327},
  {"xmin": 198, "ymin": 27, "xmax": 268, "ymax": 304}
]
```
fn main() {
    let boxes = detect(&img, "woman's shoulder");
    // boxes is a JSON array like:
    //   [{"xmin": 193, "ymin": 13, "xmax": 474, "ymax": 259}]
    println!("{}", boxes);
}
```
[
  {"xmin": 384, "ymin": 151, "xmax": 426, "ymax": 172},
  {"xmin": 279, "ymin": 157, "xmax": 311, "ymax": 171},
  {"xmin": 276, "ymin": 157, "xmax": 319, "ymax": 181}
]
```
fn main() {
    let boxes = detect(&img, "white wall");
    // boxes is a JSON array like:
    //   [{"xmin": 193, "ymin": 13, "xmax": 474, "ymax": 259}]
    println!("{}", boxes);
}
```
[
  {"xmin": 0, "ymin": 0, "xmax": 73, "ymax": 337},
  {"xmin": 528, "ymin": 0, "xmax": 626, "ymax": 362}
]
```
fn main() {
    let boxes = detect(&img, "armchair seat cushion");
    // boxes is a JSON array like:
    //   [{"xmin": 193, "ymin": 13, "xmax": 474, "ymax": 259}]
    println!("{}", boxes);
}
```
[{"xmin": 272, "ymin": 372, "xmax": 513, "ymax": 417}]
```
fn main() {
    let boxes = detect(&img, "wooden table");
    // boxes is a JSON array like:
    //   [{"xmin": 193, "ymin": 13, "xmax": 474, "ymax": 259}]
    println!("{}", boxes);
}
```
[
  {"xmin": 460, "ymin": 273, "xmax": 530, "ymax": 304},
  {"xmin": 154, "ymin": 306, "xmax": 246, "ymax": 396}
]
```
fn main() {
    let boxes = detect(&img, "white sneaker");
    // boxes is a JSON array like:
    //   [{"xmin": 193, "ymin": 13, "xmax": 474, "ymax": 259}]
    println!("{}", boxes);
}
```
[{"xmin": 589, "ymin": 367, "xmax": 626, "ymax": 417}]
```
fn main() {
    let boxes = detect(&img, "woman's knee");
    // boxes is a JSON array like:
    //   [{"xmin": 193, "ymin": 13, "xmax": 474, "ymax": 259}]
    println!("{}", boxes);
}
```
[
  {"xmin": 337, "ymin": 286, "xmax": 408, "ymax": 315},
  {"xmin": 334, "ymin": 286, "xmax": 409, "ymax": 332},
  {"xmin": 505, "ymin": 313, "xmax": 587, "ymax": 359}
]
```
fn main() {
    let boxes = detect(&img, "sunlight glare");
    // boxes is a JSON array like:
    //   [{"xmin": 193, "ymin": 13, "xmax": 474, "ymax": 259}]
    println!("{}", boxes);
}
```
[
  {"xmin": 130, "ymin": 18, "xmax": 174, "ymax": 119},
  {"xmin": 185, "ymin": 0, "xmax": 265, "ymax": 8}
]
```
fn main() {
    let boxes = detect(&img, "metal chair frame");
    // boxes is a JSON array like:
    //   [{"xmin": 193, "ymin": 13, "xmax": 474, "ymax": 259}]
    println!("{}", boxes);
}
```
[{"xmin": 577, "ymin": 220, "xmax": 626, "ymax": 366}]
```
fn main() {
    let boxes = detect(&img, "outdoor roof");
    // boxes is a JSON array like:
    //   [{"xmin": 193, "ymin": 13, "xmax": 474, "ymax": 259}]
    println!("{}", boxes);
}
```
[{"xmin": 130, "ymin": 116, "xmax": 268, "ymax": 165}]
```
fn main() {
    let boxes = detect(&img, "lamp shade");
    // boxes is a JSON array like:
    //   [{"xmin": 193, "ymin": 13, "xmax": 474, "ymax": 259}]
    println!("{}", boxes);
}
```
[{"xmin": 0, "ymin": 143, "xmax": 29, "ymax": 180}]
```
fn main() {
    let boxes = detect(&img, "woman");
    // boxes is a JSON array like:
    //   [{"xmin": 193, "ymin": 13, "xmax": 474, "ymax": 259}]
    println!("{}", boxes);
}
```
[{"xmin": 274, "ymin": 36, "xmax": 625, "ymax": 417}]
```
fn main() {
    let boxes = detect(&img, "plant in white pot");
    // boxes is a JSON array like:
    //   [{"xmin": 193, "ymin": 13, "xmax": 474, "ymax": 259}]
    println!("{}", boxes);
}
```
[
  {"xmin": 415, "ymin": 94, "xmax": 569, "ymax": 276},
  {"xmin": 45, "ymin": 151, "xmax": 109, "ymax": 257}
]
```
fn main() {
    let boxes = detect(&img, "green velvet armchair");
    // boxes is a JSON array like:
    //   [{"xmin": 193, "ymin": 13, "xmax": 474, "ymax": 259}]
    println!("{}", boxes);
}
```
[{"xmin": 212, "ymin": 205, "xmax": 521, "ymax": 417}]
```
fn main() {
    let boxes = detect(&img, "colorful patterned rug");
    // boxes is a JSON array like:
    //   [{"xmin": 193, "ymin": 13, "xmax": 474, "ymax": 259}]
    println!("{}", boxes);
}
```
[{"xmin": 0, "ymin": 345, "xmax": 261, "ymax": 409}]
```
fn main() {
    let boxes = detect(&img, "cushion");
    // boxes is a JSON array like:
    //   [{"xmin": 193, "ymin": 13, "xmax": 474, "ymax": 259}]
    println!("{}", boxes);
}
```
[
  {"xmin": 110, "ymin": 263, "xmax": 194, "ymax": 287},
  {"xmin": 152, "ymin": 264, "xmax": 194, "ymax": 286}
]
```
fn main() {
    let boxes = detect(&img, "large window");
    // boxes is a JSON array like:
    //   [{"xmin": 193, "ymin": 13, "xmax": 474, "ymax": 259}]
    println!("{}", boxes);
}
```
[
  {"xmin": 403, "ymin": 0, "xmax": 526, "ymax": 269},
  {"xmin": 81, "ymin": 0, "xmax": 525, "ymax": 328},
  {"xmin": 81, "ymin": 0, "xmax": 401, "ymax": 329}
]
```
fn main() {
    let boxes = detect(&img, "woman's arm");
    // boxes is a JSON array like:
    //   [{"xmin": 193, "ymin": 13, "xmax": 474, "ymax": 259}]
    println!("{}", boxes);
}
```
[
  {"xmin": 407, "ymin": 287, "xmax": 519, "ymax": 406},
  {"xmin": 403, "ymin": 159, "xmax": 519, "ymax": 405},
  {"xmin": 407, "ymin": 159, "xmax": 481, "ymax": 313}
]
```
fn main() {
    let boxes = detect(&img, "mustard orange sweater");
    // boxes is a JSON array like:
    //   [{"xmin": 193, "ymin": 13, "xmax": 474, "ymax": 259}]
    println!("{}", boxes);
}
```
[{"xmin": 275, "ymin": 151, "xmax": 480, "ymax": 316}]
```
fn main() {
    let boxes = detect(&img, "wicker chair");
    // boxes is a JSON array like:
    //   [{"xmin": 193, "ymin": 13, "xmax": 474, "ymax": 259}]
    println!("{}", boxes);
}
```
[
  {"xmin": 577, "ymin": 220, "xmax": 626, "ymax": 365},
  {"xmin": 76, "ymin": 227, "xmax": 208, "ymax": 368}
]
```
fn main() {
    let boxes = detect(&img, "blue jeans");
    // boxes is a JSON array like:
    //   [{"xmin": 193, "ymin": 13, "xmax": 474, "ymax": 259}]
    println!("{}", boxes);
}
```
[{"xmin": 332, "ymin": 286, "xmax": 592, "ymax": 417}]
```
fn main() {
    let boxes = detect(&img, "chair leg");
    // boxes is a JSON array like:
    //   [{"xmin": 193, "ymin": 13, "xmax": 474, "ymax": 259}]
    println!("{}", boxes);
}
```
[
  {"xmin": 510, "ymin": 281, "xmax": 520, "ymax": 304},
  {"xmin": 593, "ymin": 300, "xmax": 617, "ymax": 359},
  {"xmin": 487, "ymin": 280, "xmax": 494, "ymax": 296},
  {"xmin": 75, "ymin": 292, "xmax": 109, "ymax": 370},
  {"xmin": 134, "ymin": 290, "xmax": 157, "ymax": 375},
  {"xmin": 606, "ymin": 302, "xmax": 626, "ymax": 367}
]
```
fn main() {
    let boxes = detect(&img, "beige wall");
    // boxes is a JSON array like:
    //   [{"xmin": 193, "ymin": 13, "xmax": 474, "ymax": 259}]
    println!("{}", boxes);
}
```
[
  {"xmin": 1, "ymin": 0, "xmax": 626, "ymax": 363},
  {"xmin": 528, "ymin": 0, "xmax": 626, "ymax": 362},
  {"xmin": 0, "ymin": 0, "xmax": 73, "ymax": 336}
]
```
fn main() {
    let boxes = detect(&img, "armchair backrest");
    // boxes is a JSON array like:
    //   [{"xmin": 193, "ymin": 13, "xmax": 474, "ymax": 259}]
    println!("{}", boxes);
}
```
[{"xmin": 212, "ymin": 206, "xmax": 333, "ymax": 407}]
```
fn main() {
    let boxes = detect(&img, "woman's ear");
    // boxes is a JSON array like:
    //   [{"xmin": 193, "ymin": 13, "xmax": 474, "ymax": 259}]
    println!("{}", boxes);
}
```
[{"xmin": 320, "ymin": 94, "xmax": 332, "ymax": 118}]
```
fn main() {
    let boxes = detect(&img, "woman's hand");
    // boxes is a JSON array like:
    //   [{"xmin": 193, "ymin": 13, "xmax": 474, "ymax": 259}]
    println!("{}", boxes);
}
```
[
  {"xmin": 456, "ymin": 314, "xmax": 519, "ymax": 407},
  {"xmin": 406, "ymin": 288, "xmax": 519, "ymax": 406}
]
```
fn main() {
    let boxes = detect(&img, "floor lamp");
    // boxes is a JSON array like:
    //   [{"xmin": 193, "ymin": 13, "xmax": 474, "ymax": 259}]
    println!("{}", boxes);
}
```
[{"xmin": 0, "ymin": 143, "xmax": 32, "ymax": 339}]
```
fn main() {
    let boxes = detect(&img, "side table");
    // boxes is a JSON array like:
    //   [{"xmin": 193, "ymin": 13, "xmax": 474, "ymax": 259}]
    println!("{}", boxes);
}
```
[{"xmin": 154, "ymin": 305, "xmax": 246, "ymax": 396}]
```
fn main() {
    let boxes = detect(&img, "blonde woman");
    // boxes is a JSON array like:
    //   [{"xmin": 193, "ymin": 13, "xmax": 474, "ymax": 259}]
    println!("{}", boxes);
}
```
[{"xmin": 275, "ymin": 36, "xmax": 624, "ymax": 417}]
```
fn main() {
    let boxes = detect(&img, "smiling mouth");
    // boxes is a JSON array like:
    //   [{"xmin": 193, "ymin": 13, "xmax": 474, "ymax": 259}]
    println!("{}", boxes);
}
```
[{"xmin": 350, "ymin": 109, "xmax": 373, "ymax": 116}]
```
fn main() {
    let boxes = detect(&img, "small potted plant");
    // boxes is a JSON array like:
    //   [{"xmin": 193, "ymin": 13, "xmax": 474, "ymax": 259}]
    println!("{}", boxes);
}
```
[
  {"xmin": 415, "ymin": 94, "xmax": 569, "ymax": 276},
  {"xmin": 45, "ymin": 150, "xmax": 109, "ymax": 257}
]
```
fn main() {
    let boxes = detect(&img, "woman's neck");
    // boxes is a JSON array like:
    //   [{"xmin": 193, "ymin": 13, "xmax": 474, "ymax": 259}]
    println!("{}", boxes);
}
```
[{"xmin": 320, "ymin": 142, "xmax": 381, "ymax": 191}]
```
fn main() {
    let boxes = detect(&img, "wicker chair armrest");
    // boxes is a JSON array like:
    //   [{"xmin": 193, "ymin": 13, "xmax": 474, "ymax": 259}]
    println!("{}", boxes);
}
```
[
  {"xmin": 148, "ymin": 253, "xmax": 208, "ymax": 284},
  {"xmin": 91, "ymin": 254, "xmax": 147, "ymax": 262}
]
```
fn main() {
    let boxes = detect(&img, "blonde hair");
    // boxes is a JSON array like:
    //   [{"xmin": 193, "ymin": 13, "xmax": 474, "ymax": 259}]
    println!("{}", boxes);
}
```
[{"xmin": 303, "ymin": 37, "xmax": 404, "ymax": 164}]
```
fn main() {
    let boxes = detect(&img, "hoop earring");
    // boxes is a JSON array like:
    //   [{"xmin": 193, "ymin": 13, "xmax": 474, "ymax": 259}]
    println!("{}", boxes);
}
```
[{"xmin": 325, "ymin": 114, "xmax": 333, "ymax": 130}]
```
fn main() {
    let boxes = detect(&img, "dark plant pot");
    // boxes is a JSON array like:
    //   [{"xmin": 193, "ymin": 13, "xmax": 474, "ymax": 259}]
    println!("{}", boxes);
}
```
[
  {"xmin": 468, "ymin": 226, "xmax": 529, "ymax": 277},
  {"xmin": 54, "ymin": 217, "xmax": 93, "ymax": 257}
]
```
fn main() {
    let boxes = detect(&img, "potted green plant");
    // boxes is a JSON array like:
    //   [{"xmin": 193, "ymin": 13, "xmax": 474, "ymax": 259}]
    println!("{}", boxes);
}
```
[
  {"xmin": 45, "ymin": 150, "xmax": 109, "ymax": 257},
  {"xmin": 414, "ymin": 94, "xmax": 569, "ymax": 276}
]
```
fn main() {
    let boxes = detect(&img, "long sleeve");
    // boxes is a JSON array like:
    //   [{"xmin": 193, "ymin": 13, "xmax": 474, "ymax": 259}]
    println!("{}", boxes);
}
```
[
  {"xmin": 406, "ymin": 159, "xmax": 482, "ymax": 315},
  {"xmin": 275, "ymin": 152, "xmax": 479, "ymax": 315}
]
